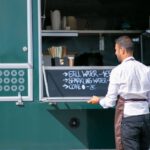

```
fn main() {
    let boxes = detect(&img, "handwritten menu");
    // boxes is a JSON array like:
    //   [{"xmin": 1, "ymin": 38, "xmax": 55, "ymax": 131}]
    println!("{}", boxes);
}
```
[
  {"xmin": 45, "ymin": 69, "xmax": 111, "ymax": 97},
  {"xmin": 62, "ymin": 70, "xmax": 110, "ymax": 90}
]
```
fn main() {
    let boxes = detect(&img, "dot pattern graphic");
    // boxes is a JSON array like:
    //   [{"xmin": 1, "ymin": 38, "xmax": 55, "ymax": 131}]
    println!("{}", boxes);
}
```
[{"xmin": 0, "ymin": 69, "xmax": 26, "ymax": 93}]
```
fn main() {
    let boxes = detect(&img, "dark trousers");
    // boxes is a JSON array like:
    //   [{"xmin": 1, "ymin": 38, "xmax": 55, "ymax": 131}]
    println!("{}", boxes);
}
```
[{"xmin": 121, "ymin": 113, "xmax": 150, "ymax": 150}]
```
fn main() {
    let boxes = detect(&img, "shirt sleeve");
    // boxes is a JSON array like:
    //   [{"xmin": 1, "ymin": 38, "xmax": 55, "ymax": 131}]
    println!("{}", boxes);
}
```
[{"xmin": 99, "ymin": 68, "xmax": 120, "ymax": 108}]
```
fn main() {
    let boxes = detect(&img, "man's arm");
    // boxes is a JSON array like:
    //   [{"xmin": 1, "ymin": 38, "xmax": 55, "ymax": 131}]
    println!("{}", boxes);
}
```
[{"xmin": 88, "ymin": 68, "xmax": 120, "ymax": 108}]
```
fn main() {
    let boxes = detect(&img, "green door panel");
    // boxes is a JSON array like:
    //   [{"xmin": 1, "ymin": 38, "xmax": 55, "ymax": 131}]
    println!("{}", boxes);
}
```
[{"xmin": 0, "ymin": 0, "xmax": 27, "ymax": 63}]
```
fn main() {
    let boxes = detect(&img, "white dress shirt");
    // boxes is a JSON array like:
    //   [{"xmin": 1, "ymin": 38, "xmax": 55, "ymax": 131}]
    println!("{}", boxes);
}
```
[{"xmin": 100, "ymin": 56, "xmax": 150, "ymax": 117}]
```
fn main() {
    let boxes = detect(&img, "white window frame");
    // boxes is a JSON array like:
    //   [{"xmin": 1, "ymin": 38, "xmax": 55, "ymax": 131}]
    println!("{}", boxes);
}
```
[{"xmin": 0, "ymin": 0, "xmax": 33, "ymax": 101}]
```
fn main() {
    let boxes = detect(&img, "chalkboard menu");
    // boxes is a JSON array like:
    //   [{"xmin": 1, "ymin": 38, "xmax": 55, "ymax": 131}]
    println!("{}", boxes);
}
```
[{"xmin": 44, "ymin": 67, "xmax": 112, "ymax": 98}]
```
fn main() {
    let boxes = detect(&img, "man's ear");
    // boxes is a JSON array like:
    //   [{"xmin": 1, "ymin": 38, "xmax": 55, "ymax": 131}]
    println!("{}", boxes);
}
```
[{"xmin": 121, "ymin": 47, "xmax": 126, "ymax": 54}]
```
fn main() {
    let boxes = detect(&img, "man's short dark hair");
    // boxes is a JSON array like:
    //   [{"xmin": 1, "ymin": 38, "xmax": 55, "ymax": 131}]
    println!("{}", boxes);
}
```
[{"xmin": 115, "ymin": 35, "xmax": 134, "ymax": 52}]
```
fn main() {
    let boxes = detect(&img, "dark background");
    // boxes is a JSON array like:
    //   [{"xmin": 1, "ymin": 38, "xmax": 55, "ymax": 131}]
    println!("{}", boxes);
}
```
[{"xmin": 41, "ymin": 0, "xmax": 150, "ymax": 30}]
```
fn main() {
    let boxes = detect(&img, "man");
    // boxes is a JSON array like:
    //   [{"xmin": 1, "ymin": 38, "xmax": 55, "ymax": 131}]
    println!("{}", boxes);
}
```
[{"xmin": 88, "ymin": 35, "xmax": 150, "ymax": 150}]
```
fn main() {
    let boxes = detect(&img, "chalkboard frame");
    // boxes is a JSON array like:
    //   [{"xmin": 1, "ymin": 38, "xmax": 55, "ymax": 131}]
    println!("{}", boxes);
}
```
[{"xmin": 42, "ymin": 66, "xmax": 114, "ymax": 102}]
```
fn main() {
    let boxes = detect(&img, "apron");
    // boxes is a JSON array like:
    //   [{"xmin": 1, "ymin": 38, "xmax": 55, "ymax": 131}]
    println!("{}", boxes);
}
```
[
  {"xmin": 114, "ymin": 96, "xmax": 125, "ymax": 150},
  {"xmin": 114, "ymin": 96, "xmax": 147, "ymax": 150}
]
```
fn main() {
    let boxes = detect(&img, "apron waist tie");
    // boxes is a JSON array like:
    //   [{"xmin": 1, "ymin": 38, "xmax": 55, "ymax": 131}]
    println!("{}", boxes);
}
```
[{"xmin": 119, "ymin": 96, "xmax": 147, "ymax": 102}]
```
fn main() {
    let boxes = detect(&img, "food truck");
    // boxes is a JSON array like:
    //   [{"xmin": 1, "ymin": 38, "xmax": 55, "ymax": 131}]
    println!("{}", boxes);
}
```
[{"xmin": 0, "ymin": 0, "xmax": 150, "ymax": 149}]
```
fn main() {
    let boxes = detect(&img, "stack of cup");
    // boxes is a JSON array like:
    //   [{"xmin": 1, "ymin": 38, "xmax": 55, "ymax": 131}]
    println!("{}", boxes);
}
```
[{"xmin": 68, "ymin": 55, "xmax": 74, "ymax": 66}]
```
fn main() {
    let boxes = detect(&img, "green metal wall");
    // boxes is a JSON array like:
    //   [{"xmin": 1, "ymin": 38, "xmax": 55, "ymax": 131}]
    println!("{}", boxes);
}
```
[
  {"xmin": 0, "ymin": 0, "xmax": 115, "ymax": 149},
  {"xmin": 0, "ymin": 103, "xmax": 115, "ymax": 150}
]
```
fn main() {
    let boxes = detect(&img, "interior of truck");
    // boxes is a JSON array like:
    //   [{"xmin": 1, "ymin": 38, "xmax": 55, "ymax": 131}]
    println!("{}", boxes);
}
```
[{"xmin": 41, "ymin": 0, "xmax": 150, "ymax": 30}]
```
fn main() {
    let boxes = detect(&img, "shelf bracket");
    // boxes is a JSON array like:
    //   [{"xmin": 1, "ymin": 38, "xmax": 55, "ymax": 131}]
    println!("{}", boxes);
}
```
[{"xmin": 99, "ymin": 34, "xmax": 105, "ymax": 51}]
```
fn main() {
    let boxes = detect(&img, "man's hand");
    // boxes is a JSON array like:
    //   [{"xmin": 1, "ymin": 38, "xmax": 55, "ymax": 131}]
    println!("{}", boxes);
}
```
[{"xmin": 87, "ymin": 96, "xmax": 100, "ymax": 104}]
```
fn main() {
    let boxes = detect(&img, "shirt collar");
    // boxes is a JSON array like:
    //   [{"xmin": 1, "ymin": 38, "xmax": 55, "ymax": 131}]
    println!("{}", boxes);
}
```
[{"xmin": 122, "ymin": 56, "xmax": 135, "ymax": 63}]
